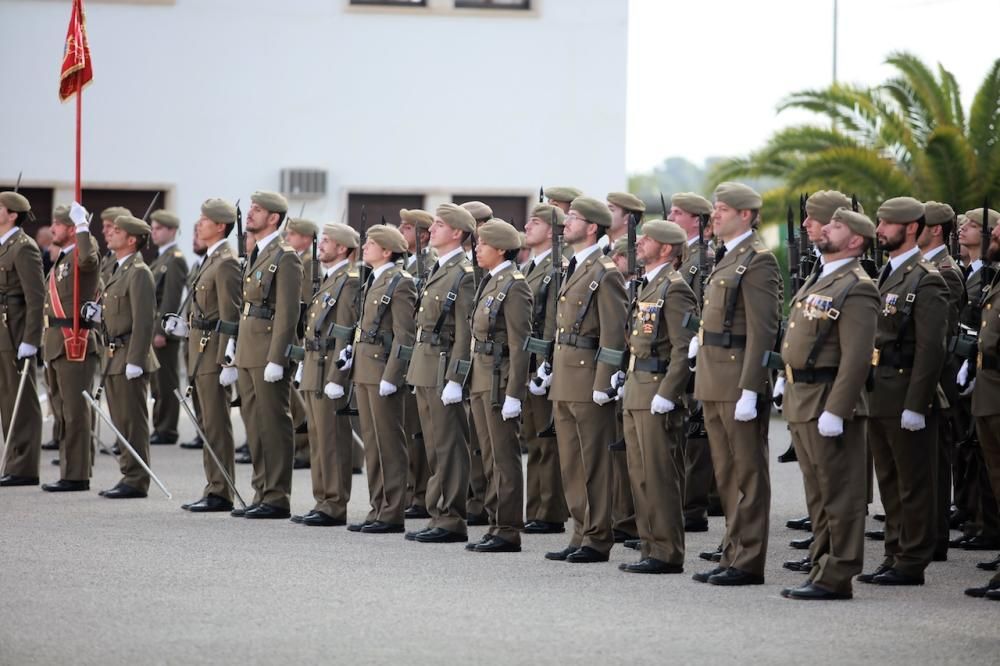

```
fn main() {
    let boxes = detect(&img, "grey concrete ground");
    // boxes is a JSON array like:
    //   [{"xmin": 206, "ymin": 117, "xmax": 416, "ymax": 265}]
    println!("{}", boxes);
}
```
[{"xmin": 1, "ymin": 407, "xmax": 998, "ymax": 665}]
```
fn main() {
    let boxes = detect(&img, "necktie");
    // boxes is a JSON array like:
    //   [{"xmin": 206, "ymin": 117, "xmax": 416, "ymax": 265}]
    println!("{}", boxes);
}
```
[
  {"xmin": 429, "ymin": 261, "xmax": 440, "ymax": 279},
  {"xmin": 525, "ymin": 260, "xmax": 536, "ymax": 276},
  {"xmin": 878, "ymin": 263, "xmax": 892, "ymax": 288},
  {"xmin": 638, "ymin": 276, "xmax": 648, "ymax": 291},
  {"xmin": 715, "ymin": 245, "xmax": 727, "ymax": 264},
  {"xmin": 474, "ymin": 273, "xmax": 492, "ymax": 304},
  {"xmin": 249, "ymin": 245, "xmax": 259, "ymax": 267},
  {"xmin": 111, "ymin": 261, "xmax": 118, "ymax": 276},
  {"xmin": 565, "ymin": 256, "xmax": 578, "ymax": 282}
]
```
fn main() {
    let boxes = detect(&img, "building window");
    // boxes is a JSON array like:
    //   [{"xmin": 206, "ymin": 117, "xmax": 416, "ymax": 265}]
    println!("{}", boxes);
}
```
[
  {"xmin": 350, "ymin": 0, "xmax": 427, "ymax": 6},
  {"xmin": 455, "ymin": 0, "xmax": 530, "ymax": 8}
]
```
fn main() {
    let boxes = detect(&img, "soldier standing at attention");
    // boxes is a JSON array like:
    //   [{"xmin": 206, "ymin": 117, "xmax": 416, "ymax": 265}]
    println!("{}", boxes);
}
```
[
  {"xmin": 691, "ymin": 182, "xmax": 781, "ymax": 586},
  {"xmin": 284, "ymin": 217, "xmax": 318, "ymax": 469},
  {"xmin": 233, "ymin": 191, "xmax": 303, "ymax": 519},
  {"xmin": 0, "ymin": 192, "xmax": 45, "ymax": 487},
  {"xmin": 858, "ymin": 197, "xmax": 948, "ymax": 586},
  {"xmin": 148, "ymin": 209, "xmax": 188, "ymax": 447}
]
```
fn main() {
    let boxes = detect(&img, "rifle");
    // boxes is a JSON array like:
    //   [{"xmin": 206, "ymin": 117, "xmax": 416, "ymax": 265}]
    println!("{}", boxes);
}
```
[
  {"xmin": 525, "ymin": 206, "xmax": 564, "ymax": 437},
  {"xmin": 626, "ymin": 210, "xmax": 639, "ymax": 301},
  {"xmin": 798, "ymin": 193, "xmax": 816, "ymax": 282},
  {"xmin": 786, "ymin": 205, "xmax": 801, "ymax": 294},
  {"xmin": 412, "ymin": 211, "xmax": 426, "ymax": 290},
  {"xmin": 235, "ymin": 199, "xmax": 246, "ymax": 265},
  {"xmin": 855, "ymin": 194, "xmax": 878, "ymax": 278},
  {"xmin": 14, "ymin": 171, "xmax": 21, "ymax": 192},
  {"xmin": 979, "ymin": 198, "xmax": 995, "ymax": 310},
  {"xmin": 949, "ymin": 211, "xmax": 961, "ymax": 265},
  {"xmin": 470, "ymin": 225, "xmax": 483, "ymax": 290},
  {"xmin": 697, "ymin": 212, "xmax": 709, "ymax": 297},
  {"xmin": 538, "ymin": 186, "xmax": 544, "ymax": 204},
  {"xmin": 311, "ymin": 231, "xmax": 320, "ymax": 297},
  {"xmin": 336, "ymin": 205, "xmax": 370, "ymax": 372},
  {"xmin": 141, "ymin": 192, "xmax": 161, "ymax": 222}
]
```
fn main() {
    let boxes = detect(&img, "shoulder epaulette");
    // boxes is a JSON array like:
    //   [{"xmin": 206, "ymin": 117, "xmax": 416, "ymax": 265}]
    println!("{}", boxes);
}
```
[
  {"xmin": 400, "ymin": 270, "xmax": 413, "ymax": 279},
  {"xmin": 347, "ymin": 269, "xmax": 360, "ymax": 278},
  {"xmin": 462, "ymin": 265, "xmax": 473, "ymax": 273},
  {"xmin": 513, "ymin": 271, "xmax": 525, "ymax": 280},
  {"xmin": 598, "ymin": 256, "xmax": 615, "ymax": 268},
  {"xmin": 173, "ymin": 249, "xmax": 183, "ymax": 258}
]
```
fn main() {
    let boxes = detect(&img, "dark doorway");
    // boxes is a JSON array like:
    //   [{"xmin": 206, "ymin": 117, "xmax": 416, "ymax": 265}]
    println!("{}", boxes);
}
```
[
  {"xmin": 347, "ymin": 193, "xmax": 425, "ymax": 234},
  {"xmin": 451, "ymin": 194, "xmax": 530, "ymax": 229}
]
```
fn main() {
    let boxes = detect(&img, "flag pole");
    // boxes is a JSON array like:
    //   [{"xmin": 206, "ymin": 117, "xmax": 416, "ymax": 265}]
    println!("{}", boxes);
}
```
[{"xmin": 72, "ymin": 46, "xmax": 82, "ymax": 359}]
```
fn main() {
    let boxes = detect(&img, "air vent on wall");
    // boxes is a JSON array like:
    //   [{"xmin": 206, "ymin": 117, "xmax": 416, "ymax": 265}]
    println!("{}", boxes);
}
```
[{"xmin": 280, "ymin": 168, "xmax": 327, "ymax": 199}]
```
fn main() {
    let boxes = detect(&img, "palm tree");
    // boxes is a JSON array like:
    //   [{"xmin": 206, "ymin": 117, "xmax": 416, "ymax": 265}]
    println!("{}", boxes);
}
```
[{"xmin": 709, "ymin": 52, "xmax": 1000, "ymax": 218}]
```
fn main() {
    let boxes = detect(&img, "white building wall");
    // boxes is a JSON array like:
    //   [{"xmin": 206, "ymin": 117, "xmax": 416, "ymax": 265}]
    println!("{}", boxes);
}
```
[{"xmin": 0, "ymin": 0, "xmax": 627, "ymax": 232}]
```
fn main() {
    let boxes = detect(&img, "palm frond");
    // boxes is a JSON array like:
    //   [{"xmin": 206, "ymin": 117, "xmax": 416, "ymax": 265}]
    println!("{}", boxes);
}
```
[
  {"xmin": 923, "ymin": 126, "xmax": 978, "ymax": 208},
  {"xmin": 785, "ymin": 147, "xmax": 914, "ymax": 203},
  {"xmin": 939, "ymin": 64, "xmax": 965, "ymax": 129},
  {"xmin": 969, "ymin": 58, "xmax": 1000, "ymax": 177},
  {"xmin": 884, "ymin": 51, "xmax": 951, "ymax": 126}
]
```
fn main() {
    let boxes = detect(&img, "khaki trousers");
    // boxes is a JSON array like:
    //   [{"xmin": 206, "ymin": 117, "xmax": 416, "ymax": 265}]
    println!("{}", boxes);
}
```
[
  {"xmin": 193, "ymin": 372, "xmax": 235, "ymax": 501},
  {"xmin": 237, "ymin": 366, "xmax": 293, "ymax": 509},
  {"xmin": 0, "ymin": 353, "xmax": 41, "ymax": 477},
  {"xmin": 105, "ymin": 373, "xmax": 151, "ymax": 492},
  {"xmin": 356, "ymin": 382, "xmax": 408, "ymax": 525},
  {"xmin": 405, "ymin": 389, "xmax": 430, "ymax": 509},
  {"xmin": 611, "ymin": 405, "xmax": 637, "ymax": 537},
  {"xmin": 46, "ymin": 356, "xmax": 97, "ymax": 481},
  {"xmin": 305, "ymin": 390, "xmax": 353, "ymax": 520},
  {"xmin": 522, "ymin": 391, "xmax": 568, "ymax": 523},
  {"xmin": 466, "ymin": 407, "xmax": 487, "ymax": 516},
  {"xmin": 291, "ymin": 386, "xmax": 310, "ymax": 462},
  {"xmin": 470, "ymin": 392, "xmax": 524, "ymax": 544},
  {"xmin": 151, "ymin": 340, "xmax": 181, "ymax": 440},
  {"xmin": 415, "ymin": 386, "xmax": 469, "ymax": 534}
]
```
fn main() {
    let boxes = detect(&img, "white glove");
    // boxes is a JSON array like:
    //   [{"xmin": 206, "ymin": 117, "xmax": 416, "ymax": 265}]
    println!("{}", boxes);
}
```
[
  {"xmin": 264, "ymin": 362, "xmax": 284, "ymax": 383},
  {"xmin": 501, "ymin": 396, "xmax": 522, "ymax": 421},
  {"xmin": 81, "ymin": 301, "xmax": 102, "ymax": 324},
  {"xmin": 528, "ymin": 380, "xmax": 548, "ymax": 396},
  {"xmin": 650, "ymin": 395, "xmax": 675, "ymax": 414},
  {"xmin": 16, "ymin": 342, "xmax": 37, "ymax": 359},
  {"xmin": 125, "ymin": 363, "xmax": 143, "ymax": 380},
  {"xmin": 224, "ymin": 338, "xmax": 236, "ymax": 365},
  {"xmin": 817, "ymin": 410, "xmax": 844, "ymax": 437},
  {"xmin": 70, "ymin": 201, "xmax": 89, "ymax": 230},
  {"xmin": 219, "ymin": 366, "xmax": 238, "ymax": 386},
  {"xmin": 901, "ymin": 409, "xmax": 926, "ymax": 432},
  {"xmin": 773, "ymin": 376, "xmax": 785, "ymax": 399},
  {"xmin": 338, "ymin": 345, "xmax": 353, "ymax": 371},
  {"xmin": 592, "ymin": 390, "xmax": 614, "ymax": 406},
  {"xmin": 734, "ymin": 389, "xmax": 758, "ymax": 422},
  {"xmin": 535, "ymin": 363, "xmax": 553, "ymax": 388},
  {"xmin": 324, "ymin": 382, "xmax": 345, "ymax": 400},
  {"xmin": 293, "ymin": 362, "xmax": 303, "ymax": 387},
  {"xmin": 957, "ymin": 360, "xmax": 969, "ymax": 387},
  {"xmin": 688, "ymin": 336, "xmax": 700, "ymax": 359},
  {"xmin": 379, "ymin": 380, "xmax": 397, "ymax": 397},
  {"xmin": 441, "ymin": 380, "xmax": 464, "ymax": 406},
  {"xmin": 163, "ymin": 314, "xmax": 188, "ymax": 338},
  {"xmin": 960, "ymin": 377, "xmax": 976, "ymax": 397},
  {"xmin": 610, "ymin": 370, "xmax": 626, "ymax": 390}
]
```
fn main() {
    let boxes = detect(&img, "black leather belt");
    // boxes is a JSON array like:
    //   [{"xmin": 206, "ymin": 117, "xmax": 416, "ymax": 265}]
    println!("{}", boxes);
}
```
[
  {"xmin": 787, "ymin": 367, "xmax": 838, "ymax": 384},
  {"xmin": 874, "ymin": 346, "xmax": 914, "ymax": 369},
  {"xmin": 632, "ymin": 357, "xmax": 669, "ymax": 373},
  {"xmin": 305, "ymin": 338, "xmax": 335, "ymax": 352},
  {"xmin": 473, "ymin": 340, "xmax": 508, "ymax": 357},
  {"xmin": 190, "ymin": 316, "xmax": 219, "ymax": 331},
  {"xmin": 0, "ymin": 293, "xmax": 26, "ymax": 305},
  {"xmin": 556, "ymin": 332, "xmax": 598, "ymax": 349},
  {"xmin": 701, "ymin": 331, "xmax": 747, "ymax": 348},
  {"xmin": 417, "ymin": 329, "xmax": 452, "ymax": 346},
  {"xmin": 243, "ymin": 303, "xmax": 274, "ymax": 320},
  {"xmin": 46, "ymin": 317, "xmax": 94, "ymax": 330}
]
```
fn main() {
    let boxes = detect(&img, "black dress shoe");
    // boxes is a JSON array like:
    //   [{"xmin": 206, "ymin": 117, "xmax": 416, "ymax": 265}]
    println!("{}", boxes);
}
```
[
  {"xmin": 405, "ymin": 527, "xmax": 431, "ymax": 541},
  {"xmin": 179, "ymin": 435, "xmax": 204, "ymax": 450},
  {"xmin": 404, "ymin": 505, "xmax": 431, "ymax": 519},
  {"xmin": 291, "ymin": 512, "xmax": 314, "ymax": 524},
  {"xmin": 708, "ymin": 567, "xmax": 764, "ymax": 586},
  {"xmin": 149, "ymin": 432, "xmax": 177, "ymax": 445},
  {"xmin": 613, "ymin": 529, "xmax": 637, "ymax": 543},
  {"xmin": 347, "ymin": 521, "xmax": 373, "ymax": 532},
  {"xmin": 961, "ymin": 536, "xmax": 1000, "ymax": 551},
  {"xmin": 101, "ymin": 483, "xmax": 147, "ymax": 499},
  {"xmin": 466, "ymin": 534, "xmax": 494, "ymax": 551},
  {"xmin": 621, "ymin": 558, "xmax": 683, "ymax": 574},
  {"xmin": 415, "ymin": 527, "xmax": 468, "ymax": 543},
  {"xmin": 932, "ymin": 549, "xmax": 948, "ymax": 562},
  {"xmin": 230, "ymin": 504, "xmax": 259, "ymax": 517},
  {"xmin": 623, "ymin": 539, "xmax": 641, "ymax": 550},
  {"xmin": 707, "ymin": 503, "xmax": 724, "ymax": 517},
  {"xmin": 545, "ymin": 545, "xmax": 578, "ymax": 561},
  {"xmin": 857, "ymin": 563, "xmax": 892, "ymax": 584},
  {"xmin": 292, "ymin": 457, "xmax": 310, "ymax": 470},
  {"xmin": 985, "ymin": 589, "xmax": 1000, "ymax": 600},
  {"xmin": 566, "ymin": 546, "xmax": 609, "ymax": 563},
  {"xmin": 777, "ymin": 443, "xmax": 797, "ymax": 463},
  {"xmin": 692, "ymin": 566, "xmax": 726, "ymax": 583},
  {"xmin": 872, "ymin": 568, "xmax": 924, "ymax": 586},
  {"xmin": 183, "ymin": 495, "xmax": 234, "ymax": 512},
  {"xmin": 41, "ymin": 439, "xmax": 59, "ymax": 451},
  {"xmin": 949, "ymin": 534, "xmax": 974, "ymax": 548},
  {"xmin": 474, "ymin": 535, "xmax": 521, "ymax": 552},
  {"xmin": 964, "ymin": 581, "xmax": 1000, "ymax": 598},
  {"xmin": 977, "ymin": 554, "xmax": 1000, "ymax": 571},
  {"xmin": 303, "ymin": 511, "xmax": 345, "ymax": 527},
  {"xmin": 360, "ymin": 521, "xmax": 404, "ymax": 534},
  {"xmin": 781, "ymin": 582, "xmax": 852, "ymax": 600},
  {"xmin": 0, "ymin": 475, "xmax": 39, "ymax": 487},
  {"xmin": 235, "ymin": 452, "xmax": 252, "ymax": 464},
  {"xmin": 466, "ymin": 512, "xmax": 489, "ymax": 526},
  {"xmin": 235, "ymin": 443, "xmax": 249, "ymax": 455},
  {"xmin": 294, "ymin": 421, "xmax": 309, "ymax": 435},
  {"xmin": 244, "ymin": 503, "xmax": 291, "ymax": 519},
  {"xmin": 790, "ymin": 535, "xmax": 814, "ymax": 550},
  {"xmin": 786, "ymin": 516, "xmax": 812, "ymax": 531},
  {"xmin": 783, "ymin": 556, "xmax": 813, "ymax": 573},
  {"xmin": 699, "ymin": 545, "xmax": 723, "ymax": 561},
  {"xmin": 684, "ymin": 519, "xmax": 709, "ymax": 533},
  {"xmin": 41, "ymin": 479, "xmax": 89, "ymax": 492},
  {"xmin": 523, "ymin": 520, "xmax": 566, "ymax": 534},
  {"xmin": 865, "ymin": 529, "xmax": 885, "ymax": 541},
  {"xmin": 99, "ymin": 444, "xmax": 121, "ymax": 456},
  {"xmin": 51, "ymin": 458, "xmax": 60, "ymax": 466},
  {"xmin": 949, "ymin": 509, "xmax": 970, "ymax": 530}
]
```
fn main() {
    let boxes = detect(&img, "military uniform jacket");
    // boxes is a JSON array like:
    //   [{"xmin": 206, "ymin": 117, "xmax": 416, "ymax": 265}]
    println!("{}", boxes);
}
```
[
  {"xmin": 868, "ymin": 252, "xmax": 948, "ymax": 417},
  {"xmin": 524, "ymin": 251, "xmax": 558, "ymax": 350},
  {"xmin": 678, "ymin": 238, "xmax": 715, "ymax": 305},
  {"xmin": 549, "ymin": 249, "xmax": 627, "ymax": 402},
  {"xmin": 101, "ymin": 253, "xmax": 159, "ymax": 375},
  {"xmin": 693, "ymin": 231, "xmax": 781, "ymax": 402},
  {"xmin": 234, "ymin": 237, "xmax": 303, "ymax": 369},
  {"xmin": 405, "ymin": 250, "xmax": 474, "ymax": 388},
  {"xmin": 622, "ymin": 265, "xmax": 698, "ymax": 410},
  {"xmin": 960, "ymin": 265, "xmax": 985, "ymax": 330},
  {"xmin": 299, "ymin": 250, "xmax": 316, "ymax": 305},
  {"xmin": 352, "ymin": 264, "xmax": 416, "ymax": 387},
  {"xmin": 301, "ymin": 262, "xmax": 359, "ymax": 391},
  {"xmin": 0, "ymin": 228, "xmax": 45, "ymax": 351},
  {"xmin": 972, "ymin": 273, "xmax": 1000, "ymax": 417},
  {"xmin": 782, "ymin": 260, "xmax": 879, "ymax": 423},
  {"xmin": 469, "ymin": 262, "xmax": 532, "ymax": 401},
  {"xmin": 405, "ymin": 247, "xmax": 438, "ymax": 285},
  {"xmin": 43, "ymin": 232, "xmax": 100, "ymax": 362},
  {"xmin": 149, "ymin": 244, "xmax": 189, "ymax": 338},
  {"xmin": 928, "ymin": 248, "xmax": 966, "ymax": 405},
  {"xmin": 186, "ymin": 243, "xmax": 241, "ymax": 374}
]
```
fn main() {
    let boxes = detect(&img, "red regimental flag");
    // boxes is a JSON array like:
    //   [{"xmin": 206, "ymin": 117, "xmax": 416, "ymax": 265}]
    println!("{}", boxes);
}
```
[{"xmin": 58, "ymin": 0, "xmax": 93, "ymax": 102}]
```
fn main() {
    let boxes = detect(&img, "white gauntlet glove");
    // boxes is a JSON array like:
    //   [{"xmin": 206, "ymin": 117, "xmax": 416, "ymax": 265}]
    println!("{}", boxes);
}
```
[
  {"xmin": 535, "ymin": 363, "xmax": 553, "ymax": 389},
  {"xmin": 592, "ymin": 390, "xmax": 614, "ymax": 406},
  {"xmin": 219, "ymin": 366, "xmax": 238, "ymax": 387},
  {"xmin": 817, "ymin": 410, "xmax": 843, "ymax": 437},
  {"xmin": 337, "ymin": 345, "xmax": 353, "ymax": 371},
  {"xmin": 70, "ymin": 201, "xmax": 90, "ymax": 231},
  {"xmin": 772, "ymin": 376, "xmax": 786, "ymax": 411},
  {"xmin": 378, "ymin": 380, "xmax": 397, "ymax": 397},
  {"xmin": 263, "ymin": 362, "xmax": 284, "ymax": 383},
  {"xmin": 900, "ymin": 409, "xmax": 926, "ymax": 432},
  {"xmin": 125, "ymin": 363, "xmax": 143, "ymax": 380},
  {"xmin": 650, "ymin": 395, "xmax": 675, "ymax": 415},
  {"xmin": 610, "ymin": 371, "xmax": 626, "ymax": 390},
  {"xmin": 16, "ymin": 342, "xmax": 37, "ymax": 360},
  {"xmin": 224, "ymin": 338, "xmax": 236, "ymax": 365},
  {"xmin": 734, "ymin": 389, "xmax": 758, "ymax": 422},
  {"xmin": 957, "ymin": 359, "xmax": 969, "ymax": 387},
  {"xmin": 501, "ymin": 396, "xmax": 522, "ymax": 421},
  {"xmin": 440, "ymin": 380, "xmax": 463, "ymax": 406},
  {"xmin": 81, "ymin": 301, "xmax": 102, "ymax": 324},
  {"xmin": 324, "ymin": 382, "xmax": 345, "ymax": 400},
  {"xmin": 162, "ymin": 314, "xmax": 188, "ymax": 338},
  {"xmin": 688, "ymin": 336, "xmax": 700, "ymax": 360},
  {"xmin": 528, "ymin": 380, "xmax": 548, "ymax": 396},
  {"xmin": 293, "ymin": 362, "xmax": 303, "ymax": 387}
]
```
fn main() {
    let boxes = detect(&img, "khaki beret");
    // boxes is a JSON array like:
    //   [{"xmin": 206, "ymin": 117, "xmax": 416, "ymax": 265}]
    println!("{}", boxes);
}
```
[
  {"xmin": 460, "ymin": 201, "xmax": 493, "ymax": 222},
  {"xmin": 963, "ymin": 208, "xmax": 1000, "ymax": 227},
  {"xmin": 612, "ymin": 236, "xmax": 628, "ymax": 256},
  {"xmin": 366, "ymin": 223, "xmax": 408, "ymax": 253},
  {"xmin": 641, "ymin": 219, "xmax": 687, "ymax": 245},
  {"xmin": 607, "ymin": 191, "xmax": 646, "ymax": 213},
  {"xmin": 877, "ymin": 197, "xmax": 925, "ymax": 224},
  {"xmin": 671, "ymin": 192, "xmax": 713, "ymax": 216},
  {"xmin": 114, "ymin": 215, "xmax": 151, "ymax": 237},
  {"xmin": 0, "ymin": 191, "xmax": 30, "ymax": 213},
  {"xmin": 101, "ymin": 206, "xmax": 132, "ymax": 222},
  {"xmin": 53, "ymin": 204, "xmax": 72, "ymax": 224},
  {"xmin": 399, "ymin": 208, "xmax": 433, "ymax": 230},
  {"xmin": 923, "ymin": 201, "xmax": 955, "ymax": 226},
  {"xmin": 570, "ymin": 196, "xmax": 612, "ymax": 227},
  {"xmin": 713, "ymin": 182, "xmax": 762, "ymax": 210},
  {"xmin": 201, "ymin": 198, "xmax": 236, "ymax": 225},
  {"xmin": 831, "ymin": 207, "xmax": 876, "ymax": 239},
  {"xmin": 956, "ymin": 214, "xmax": 969, "ymax": 228},
  {"xmin": 544, "ymin": 186, "xmax": 583, "ymax": 203},
  {"xmin": 149, "ymin": 209, "xmax": 180, "ymax": 228},
  {"xmin": 286, "ymin": 218, "xmax": 318, "ymax": 236},
  {"xmin": 476, "ymin": 219, "xmax": 521, "ymax": 251},
  {"xmin": 322, "ymin": 222, "xmax": 359, "ymax": 249},
  {"xmin": 529, "ymin": 203, "xmax": 566, "ymax": 226},
  {"xmin": 805, "ymin": 191, "xmax": 854, "ymax": 225},
  {"xmin": 436, "ymin": 203, "xmax": 477, "ymax": 233},
  {"xmin": 251, "ymin": 190, "xmax": 288, "ymax": 214},
  {"xmin": 518, "ymin": 231, "xmax": 527, "ymax": 248}
]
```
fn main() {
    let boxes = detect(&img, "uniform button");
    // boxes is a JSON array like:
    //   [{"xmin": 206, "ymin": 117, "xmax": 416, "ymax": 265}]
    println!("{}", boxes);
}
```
[
  {"xmin": 898, "ymin": 369, "xmax": 903, "ymax": 374},
  {"xmin": 374, "ymin": 354, "xmax": 379, "ymax": 359},
  {"xmin": 704, "ymin": 299, "xmax": 709, "ymax": 305},
  {"xmin": 579, "ymin": 360, "xmax": 585, "ymax": 365},
  {"xmin": 559, "ymin": 328, "xmax": 564, "ymax": 333},
  {"xmin": 246, "ymin": 278, "xmax": 250, "ymax": 283},
  {"xmin": 796, "ymin": 303, "xmax": 802, "ymax": 308},
  {"xmin": 730, "ymin": 355, "xmax": 736, "ymax": 360},
  {"xmin": 784, "ymin": 343, "xmax": 789, "ymax": 349},
  {"xmin": 560, "ymin": 297, "xmax": 566, "ymax": 302},
  {"xmin": 632, "ymin": 330, "xmax": 637, "ymax": 335},
  {"xmin": 789, "ymin": 322, "xmax": 795, "ymax": 328},
  {"xmin": 653, "ymin": 376, "xmax": 659, "ymax": 380},
  {"xmin": 630, "ymin": 346, "xmax": 635, "ymax": 353},
  {"xmin": 419, "ymin": 307, "xmax": 424, "ymax": 312},
  {"xmin": 720, "ymin": 280, "xmax": 726, "ymax": 285}
]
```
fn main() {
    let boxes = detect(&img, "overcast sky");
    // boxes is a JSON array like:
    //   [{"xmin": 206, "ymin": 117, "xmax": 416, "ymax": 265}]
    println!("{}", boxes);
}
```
[{"xmin": 626, "ymin": 0, "xmax": 1000, "ymax": 173}]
